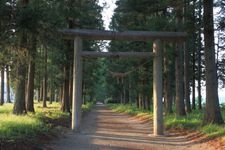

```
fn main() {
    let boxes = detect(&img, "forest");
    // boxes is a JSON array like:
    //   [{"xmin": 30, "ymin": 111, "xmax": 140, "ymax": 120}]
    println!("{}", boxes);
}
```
[{"xmin": 1, "ymin": 0, "xmax": 225, "ymax": 149}]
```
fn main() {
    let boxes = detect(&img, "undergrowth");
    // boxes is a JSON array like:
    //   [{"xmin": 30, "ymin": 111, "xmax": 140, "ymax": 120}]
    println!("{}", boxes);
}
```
[{"xmin": 82, "ymin": 102, "xmax": 94, "ymax": 112}]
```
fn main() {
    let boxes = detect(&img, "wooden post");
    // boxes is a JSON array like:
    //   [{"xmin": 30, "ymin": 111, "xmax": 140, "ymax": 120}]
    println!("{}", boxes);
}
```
[
  {"xmin": 72, "ymin": 37, "xmax": 83, "ymax": 131},
  {"xmin": 153, "ymin": 39, "xmax": 163, "ymax": 135}
]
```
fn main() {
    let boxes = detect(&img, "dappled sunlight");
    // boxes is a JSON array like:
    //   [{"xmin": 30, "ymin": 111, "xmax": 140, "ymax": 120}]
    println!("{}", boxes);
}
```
[
  {"xmin": 0, "ymin": 102, "xmax": 67, "ymax": 140},
  {"xmin": 47, "ymin": 105, "xmax": 214, "ymax": 150},
  {"xmin": 89, "ymin": 105, "xmax": 206, "ymax": 148}
]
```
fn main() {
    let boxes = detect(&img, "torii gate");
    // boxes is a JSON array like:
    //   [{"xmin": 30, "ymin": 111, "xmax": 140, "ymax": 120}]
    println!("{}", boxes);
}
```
[{"xmin": 61, "ymin": 29, "xmax": 187, "ymax": 136}]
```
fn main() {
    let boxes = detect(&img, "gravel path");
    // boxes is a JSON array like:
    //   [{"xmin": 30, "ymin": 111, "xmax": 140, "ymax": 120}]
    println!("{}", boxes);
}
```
[{"xmin": 45, "ymin": 105, "xmax": 216, "ymax": 150}]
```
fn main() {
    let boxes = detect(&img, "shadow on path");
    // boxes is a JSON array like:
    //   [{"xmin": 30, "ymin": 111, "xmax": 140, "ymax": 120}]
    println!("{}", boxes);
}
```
[{"xmin": 45, "ymin": 105, "xmax": 215, "ymax": 150}]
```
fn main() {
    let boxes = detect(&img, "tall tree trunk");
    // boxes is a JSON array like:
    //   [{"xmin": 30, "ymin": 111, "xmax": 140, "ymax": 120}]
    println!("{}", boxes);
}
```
[
  {"xmin": 82, "ymin": 81, "xmax": 86, "ymax": 104},
  {"xmin": 136, "ymin": 94, "xmax": 139, "ymax": 108},
  {"xmin": 6, "ymin": 65, "xmax": 11, "ymax": 103},
  {"xmin": 128, "ymin": 77, "xmax": 132, "ymax": 104},
  {"xmin": 55, "ymin": 89, "xmax": 59, "ymax": 102},
  {"xmin": 0, "ymin": 67, "xmax": 5, "ymax": 105},
  {"xmin": 37, "ymin": 86, "xmax": 40, "ymax": 102},
  {"xmin": 175, "ymin": 43, "xmax": 186, "ymax": 116},
  {"xmin": 183, "ymin": 0, "xmax": 192, "ymax": 113},
  {"xmin": 49, "ymin": 85, "xmax": 54, "ymax": 104},
  {"xmin": 197, "ymin": 0, "xmax": 202, "ymax": 110},
  {"xmin": 203, "ymin": 0, "xmax": 224, "ymax": 124},
  {"xmin": 146, "ymin": 96, "xmax": 150, "ymax": 110},
  {"xmin": 60, "ymin": 85, "xmax": 63, "ymax": 102},
  {"xmin": 26, "ymin": 35, "xmax": 36, "ymax": 112},
  {"xmin": 61, "ymin": 65, "xmax": 71, "ymax": 112},
  {"xmin": 175, "ymin": 7, "xmax": 186, "ymax": 116},
  {"xmin": 120, "ymin": 86, "xmax": 123, "ymax": 104},
  {"xmin": 69, "ymin": 63, "xmax": 73, "ymax": 108},
  {"xmin": 43, "ymin": 48, "xmax": 47, "ymax": 108},
  {"xmin": 184, "ymin": 43, "xmax": 191, "ymax": 113},
  {"xmin": 164, "ymin": 45, "xmax": 173, "ymax": 114},
  {"xmin": 13, "ymin": 23, "xmax": 28, "ymax": 114},
  {"xmin": 40, "ymin": 81, "xmax": 43, "ymax": 101},
  {"xmin": 192, "ymin": 52, "xmax": 196, "ymax": 110},
  {"xmin": 26, "ymin": 59, "xmax": 35, "ymax": 111},
  {"xmin": 138, "ymin": 92, "xmax": 143, "ymax": 109},
  {"xmin": 13, "ymin": 64, "xmax": 27, "ymax": 114}
]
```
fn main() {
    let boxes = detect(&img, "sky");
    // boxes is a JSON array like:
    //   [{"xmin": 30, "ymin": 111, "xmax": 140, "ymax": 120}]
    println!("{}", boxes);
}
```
[{"xmin": 98, "ymin": 0, "xmax": 117, "ymax": 30}]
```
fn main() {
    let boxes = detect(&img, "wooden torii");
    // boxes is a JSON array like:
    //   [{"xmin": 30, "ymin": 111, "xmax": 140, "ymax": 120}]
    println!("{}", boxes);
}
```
[{"xmin": 61, "ymin": 29, "xmax": 187, "ymax": 136}]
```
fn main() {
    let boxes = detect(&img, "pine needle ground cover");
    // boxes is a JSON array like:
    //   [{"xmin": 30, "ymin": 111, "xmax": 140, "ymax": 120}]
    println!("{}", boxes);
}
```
[{"xmin": 109, "ymin": 104, "xmax": 225, "ymax": 139}]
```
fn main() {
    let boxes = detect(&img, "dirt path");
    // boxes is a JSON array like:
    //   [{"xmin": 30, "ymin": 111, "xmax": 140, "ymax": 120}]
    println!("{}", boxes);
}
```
[{"xmin": 45, "ymin": 105, "xmax": 217, "ymax": 150}]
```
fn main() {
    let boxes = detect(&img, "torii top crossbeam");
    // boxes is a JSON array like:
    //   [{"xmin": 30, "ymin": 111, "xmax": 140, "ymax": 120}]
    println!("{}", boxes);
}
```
[{"xmin": 60, "ymin": 29, "xmax": 187, "ymax": 41}]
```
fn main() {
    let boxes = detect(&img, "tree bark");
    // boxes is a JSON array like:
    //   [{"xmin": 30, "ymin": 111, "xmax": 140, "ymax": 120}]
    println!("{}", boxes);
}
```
[
  {"xmin": 26, "ymin": 59, "xmax": 35, "ymax": 111},
  {"xmin": 197, "ymin": 0, "xmax": 202, "ymax": 110},
  {"xmin": 26, "ymin": 35, "xmax": 36, "ymax": 112},
  {"xmin": 183, "ymin": 0, "xmax": 192, "ymax": 113},
  {"xmin": 0, "ymin": 67, "xmax": 5, "ymax": 105},
  {"xmin": 49, "ymin": 85, "xmax": 54, "ymax": 104},
  {"xmin": 203, "ymin": 0, "xmax": 224, "ymax": 124},
  {"xmin": 163, "ymin": 45, "xmax": 173, "ymax": 114},
  {"xmin": 60, "ymin": 85, "xmax": 63, "ymax": 102},
  {"xmin": 37, "ymin": 86, "xmax": 40, "ymax": 102},
  {"xmin": 192, "ymin": 52, "xmax": 196, "ymax": 110},
  {"xmin": 6, "ymin": 65, "xmax": 11, "ymax": 103},
  {"xmin": 13, "ymin": 21, "xmax": 28, "ymax": 114},
  {"xmin": 43, "ymin": 48, "xmax": 47, "ymax": 108},
  {"xmin": 61, "ymin": 65, "xmax": 71, "ymax": 112},
  {"xmin": 69, "ymin": 63, "xmax": 73, "ymax": 107},
  {"xmin": 175, "ymin": 43, "xmax": 186, "ymax": 116},
  {"xmin": 40, "ymin": 81, "xmax": 43, "ymax": 101},
  {"xmin": 184, "ymin": 43, "xmax": 191, "ymax": 113},
  {"xmin": 13, "ymin": 61, "xmax": 27, "ymax": 114},
  {"xmin": 175, "ymin": 7, "xmax": 186, "ymax": 116},
  {"xmin": 136, "ymin": 94, "xmax": 139, "ymax": 108},
  {"xmin": 138, "ymin": 92, "xmax": 143, "ymax": 109}
]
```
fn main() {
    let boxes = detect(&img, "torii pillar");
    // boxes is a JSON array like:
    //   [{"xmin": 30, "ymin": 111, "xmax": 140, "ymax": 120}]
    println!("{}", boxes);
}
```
[
  {"xmin": 72, "ymin": 37, "xmax": 83, "ymax": 131},
  {"xmin": 153, "ymin": 39, "xmax": 163, "ymax": 135}
]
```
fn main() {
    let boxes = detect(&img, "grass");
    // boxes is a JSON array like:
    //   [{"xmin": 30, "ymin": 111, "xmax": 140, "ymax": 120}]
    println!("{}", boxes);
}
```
[
  {"xmin": 82, "ymin": 102, "xmax": 94, "ymax": 112},
  {"xmin": 0, "ymin": 101, "xmax": 93, "ymax": 141},
  {"xmin": 165, "ymin": 110, "xmax": 202, "ymax": 129},
  {"xmin": 109, "ymin": 104, "xmax": 153, "ymax": 120},
  {"xmin": 0, "ymin": 102, "xmax": 66, "ymax": 140},
  {"xmin": 108, "ymin": 103, "xmax": 225, "ymax": 139}
]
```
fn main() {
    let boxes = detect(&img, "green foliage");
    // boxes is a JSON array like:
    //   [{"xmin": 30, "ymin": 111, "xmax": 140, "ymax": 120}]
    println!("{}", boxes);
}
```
[{"xmin": 82, "ymin": 102, "xmax": 94, "ymax": 112}]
